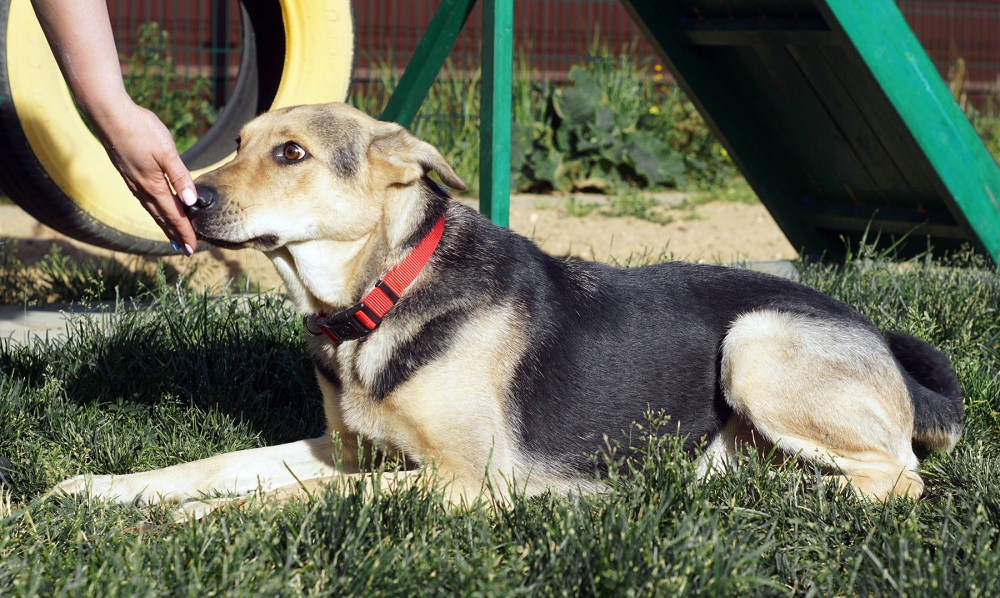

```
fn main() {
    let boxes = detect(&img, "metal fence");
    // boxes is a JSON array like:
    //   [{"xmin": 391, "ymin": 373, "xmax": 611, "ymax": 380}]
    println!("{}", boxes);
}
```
[
  {"xmin": 899, "ymin": 0, "xmax": 1000, "ymax": 113},
  {"xmin": 353, "ymin": 0, "xmax": 656, "ymax": 82},
  {"xmin": 104, "ymin": 0, "xmax": 1000, "ymax": 119},
  {"xmin": 108, "ymin": 0, "xmax": 241, "ymax": 110}
]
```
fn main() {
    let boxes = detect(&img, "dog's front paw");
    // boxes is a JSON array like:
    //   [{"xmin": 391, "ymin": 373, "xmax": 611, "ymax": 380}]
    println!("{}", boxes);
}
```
[{"xmin": 53, "ymin": 474, "xmax": 148, "ymax": 505}]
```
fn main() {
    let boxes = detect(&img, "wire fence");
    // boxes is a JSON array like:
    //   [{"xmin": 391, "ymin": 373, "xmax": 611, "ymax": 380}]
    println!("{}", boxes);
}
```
[
  {"xmin": 103, "ymin": 0, "xmax": 1000, "ymax": 124},
  {"xmin": 353, "ymin": 0, "xmax": 656, "ymax": 84},
  {"xmin": 109, "ymin": 0, "xmax": 241, "ymax": 110},
  {"xmin": 899, "ymin": 0, "xmax": 1000, "ymax": 113}
]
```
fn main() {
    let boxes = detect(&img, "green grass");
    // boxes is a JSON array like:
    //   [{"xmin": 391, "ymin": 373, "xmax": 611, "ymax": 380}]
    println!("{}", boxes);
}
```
[
  {"xmin": 0, "ymin": 239, "xmax": 189, "ymax": 305},
  {"xmin": 1, "ymin": 246, "xmax": 999, "ymax": 595},
  {"xmin": 602, "ymin": 189, "xmax": 673, "ymax": 224},
  {"xmin": 561, "ymin": 195, "xmax": 600, "ymax": 218}
]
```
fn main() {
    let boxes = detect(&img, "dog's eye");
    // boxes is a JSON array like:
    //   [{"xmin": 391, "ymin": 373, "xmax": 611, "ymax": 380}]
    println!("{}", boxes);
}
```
[{"xmin": 282, "ymin": 143, "xmax": 307, "ymax": 161}]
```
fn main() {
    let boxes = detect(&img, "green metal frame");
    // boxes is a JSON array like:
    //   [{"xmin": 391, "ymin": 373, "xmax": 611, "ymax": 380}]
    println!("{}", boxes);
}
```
[
  {"xmin": 379, "ymin": 0, "xmax": 1000, "ymax": 262},
  {"xmin": 620, "ymin": 0, "xmax": 1000, "ymax": 262},
  {"xmin": 379, "ymin": 0, "xmax": 512, "ymax": 227}
]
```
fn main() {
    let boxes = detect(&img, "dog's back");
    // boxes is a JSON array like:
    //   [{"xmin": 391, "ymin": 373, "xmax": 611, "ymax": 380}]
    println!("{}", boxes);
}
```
[{"xmin": 426, "ymin": 200, "xmax": 961, "ymax": 489}]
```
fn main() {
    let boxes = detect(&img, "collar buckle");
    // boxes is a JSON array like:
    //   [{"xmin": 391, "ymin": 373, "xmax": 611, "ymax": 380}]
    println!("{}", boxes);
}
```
[
  {"xmin": 304, "ymin": 214, "xmax": 445, "ymax": 345},
  {"xmin": 305, "ymin": 302, "xmax": 382, "ymax": 343}
]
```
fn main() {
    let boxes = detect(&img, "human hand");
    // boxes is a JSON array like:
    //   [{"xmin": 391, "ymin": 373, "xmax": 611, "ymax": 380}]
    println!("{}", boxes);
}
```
[{"xmin": 95, "ymin": 101, "xmax": 198, "ymax": 255}]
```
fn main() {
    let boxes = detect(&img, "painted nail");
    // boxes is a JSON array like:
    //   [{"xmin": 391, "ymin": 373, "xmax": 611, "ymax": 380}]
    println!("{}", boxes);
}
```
[
  {"xmin": 183, "ymin": 243, "xmax": 194, "ymax": 256},
  {"xmin": 181, "ymin": 188, "xmax": 197, "ymax": 207},
  {"xmin": 170, "ymin": 240, "xmax": 181, "ymax": 253}
]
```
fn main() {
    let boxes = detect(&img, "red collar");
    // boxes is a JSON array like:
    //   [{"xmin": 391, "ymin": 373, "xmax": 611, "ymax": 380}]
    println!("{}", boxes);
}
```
[{"xmin": 304, "ymin": 214, "xmax": 445, "ymax": 344}]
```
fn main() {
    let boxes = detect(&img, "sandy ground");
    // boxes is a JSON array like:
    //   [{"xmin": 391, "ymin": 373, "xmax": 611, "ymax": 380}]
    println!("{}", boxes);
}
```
[{"xmin": 0, "ymin": 192, "xmax": 797, "ymax": 293}]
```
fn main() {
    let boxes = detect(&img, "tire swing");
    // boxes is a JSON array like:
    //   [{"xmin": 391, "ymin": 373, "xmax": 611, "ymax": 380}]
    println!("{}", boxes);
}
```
[{"xmin": 0, "ymin": 0, "xmax": 354, "ymax": 254}]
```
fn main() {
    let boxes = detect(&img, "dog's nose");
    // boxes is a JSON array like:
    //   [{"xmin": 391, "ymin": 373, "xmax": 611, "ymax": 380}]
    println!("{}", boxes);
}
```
[{"xmin": 189, "ymin": 184, "xmax": 218, "ymax": 214}]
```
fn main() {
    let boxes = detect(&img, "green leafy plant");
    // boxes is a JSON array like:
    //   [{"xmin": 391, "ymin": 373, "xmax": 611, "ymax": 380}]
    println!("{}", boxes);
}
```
[
  {"xmin": 122, "ymin": 22, "xmax": 217, "ymax": 152},
  {"xmin": 971, "ymin": 106, "xmax": 1000, "ymax": 163},
  {"xmin": 642, "ymin": 81, "xmax": 737, "ymax": 189},
  {"xmin": 353, "ymin": 50, "xmax": 736, "ymax": 197},
  {"xmin": 512, "ymin": 60, "xmax": 686, "ymax": 194}
]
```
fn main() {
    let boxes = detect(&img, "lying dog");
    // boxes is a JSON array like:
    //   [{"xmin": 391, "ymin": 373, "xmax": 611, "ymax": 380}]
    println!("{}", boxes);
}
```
[{"xmin": 55, "ymin": 102, "xmax": 963, "ymax": 514}]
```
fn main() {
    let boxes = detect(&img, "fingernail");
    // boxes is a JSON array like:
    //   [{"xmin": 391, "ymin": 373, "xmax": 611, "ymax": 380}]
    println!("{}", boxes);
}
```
[
  {"xmin": 183, "ymin": 243, "xmax": 194, "ymax": 256},
  {"xmin": 170, "ymin": 240, "xmax": 181, "ymax": 253},
  {"xmin": 181, "ymin": 188, "xmax": 197, "ymax": 207}
]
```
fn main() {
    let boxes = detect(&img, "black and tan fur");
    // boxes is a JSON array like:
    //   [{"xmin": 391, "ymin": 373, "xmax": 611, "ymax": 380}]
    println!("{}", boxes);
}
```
[{"xmin": 54, "ymin": 102, "xmax": 963, "ymax": 517}]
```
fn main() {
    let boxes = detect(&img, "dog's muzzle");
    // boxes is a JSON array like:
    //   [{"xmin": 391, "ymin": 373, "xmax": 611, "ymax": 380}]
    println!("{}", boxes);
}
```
[{"xmin": 188, "ymin": 184, "xmax": 219, "ymax": 215}]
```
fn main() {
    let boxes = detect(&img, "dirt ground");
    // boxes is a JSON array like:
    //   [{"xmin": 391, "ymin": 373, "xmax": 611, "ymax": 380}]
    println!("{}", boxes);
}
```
[{"xmin": 1, "ymin": 192, "xmax": 796, "ymax": 293}]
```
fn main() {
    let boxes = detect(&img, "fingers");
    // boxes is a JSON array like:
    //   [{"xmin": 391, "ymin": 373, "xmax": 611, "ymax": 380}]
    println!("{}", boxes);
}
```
[
  {"xmin": 159, "ymin": 153, "xmax": 199, "ymax": 255},
  {"xmin": 134, "ymin": 188, "xmax": 196, "ymax": 256},
  {"xmin": 97, "ymin": 104, "xmax": 199, "ymax": 255}
]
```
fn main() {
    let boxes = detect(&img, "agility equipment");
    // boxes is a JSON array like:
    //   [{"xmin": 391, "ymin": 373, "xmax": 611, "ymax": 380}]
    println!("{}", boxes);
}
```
[
  {"xmin": 620, "ymin": 0, "xmax": 1000, "ymax": 261},
  {"xmin": 0, "ymin": 0, "xmax": 353, "ymax": 254},
  {"xmin": 3, "ymin": 0, "xmax": 998, "ymax": 261}
]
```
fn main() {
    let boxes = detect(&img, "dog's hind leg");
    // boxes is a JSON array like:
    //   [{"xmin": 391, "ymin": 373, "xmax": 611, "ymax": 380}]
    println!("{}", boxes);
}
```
[{"xmin": 720, "ymin": 310, "xmax": 923, "ymax": 500}]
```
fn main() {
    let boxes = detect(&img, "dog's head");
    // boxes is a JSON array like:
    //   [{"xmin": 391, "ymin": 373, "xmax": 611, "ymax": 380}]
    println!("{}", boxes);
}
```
[
  {"xmin": 189, "ymin": 102, "xmax": 465, "ymax": 310},
  {"xmin": 190, "ymin": 102, "xmax": 465, "ymax": 252}
]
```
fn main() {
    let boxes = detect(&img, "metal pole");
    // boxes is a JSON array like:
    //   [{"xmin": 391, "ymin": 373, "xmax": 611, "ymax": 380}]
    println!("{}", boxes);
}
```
[
  {"xmin": 479, "ymin": 0, "xmax": 512, "ymax": 226},
  {"xmin": 379, "ymin": 0, "xmax": 478, "ymax": 128}
]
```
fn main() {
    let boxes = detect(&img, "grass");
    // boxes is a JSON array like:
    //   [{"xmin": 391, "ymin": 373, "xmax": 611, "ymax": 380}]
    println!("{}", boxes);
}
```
[
  {"xmin": 602, "ymin": 189, "xmax": 673, "ymax": 224},
  {"xmin": 0, "ymin": 239, "xmax": 187, "ymax": 305},
  {"xmin": 0, "ymin": 243, "xmax": 999, "ymax": 595},
  {"xmin": 557, "ymin": 177, "xmax": 759, "ymax": 225}
]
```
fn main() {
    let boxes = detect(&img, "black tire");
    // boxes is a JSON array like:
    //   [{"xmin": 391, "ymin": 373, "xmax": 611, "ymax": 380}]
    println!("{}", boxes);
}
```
[{"xmin": 0, "ymin": 0, "xmax": 353, "ymax": 255}]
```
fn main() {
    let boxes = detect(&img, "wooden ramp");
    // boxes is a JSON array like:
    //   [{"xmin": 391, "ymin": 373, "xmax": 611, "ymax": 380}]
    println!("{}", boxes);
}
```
[{"xmin": 621, "ymin": 0, "xmax": 1000, "ymax": 262}]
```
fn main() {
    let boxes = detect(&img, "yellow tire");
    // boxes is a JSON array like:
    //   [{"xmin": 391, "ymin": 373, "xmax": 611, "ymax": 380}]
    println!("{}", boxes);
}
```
[{"xmin": 0, "ymin": 0, "xmax": 354, "ymax": 254}]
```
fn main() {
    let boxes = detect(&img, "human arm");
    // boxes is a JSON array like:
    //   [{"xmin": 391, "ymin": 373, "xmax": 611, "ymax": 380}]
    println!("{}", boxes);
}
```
[{"xmin": 30, "ymin": 0, "xmax": 197, "ymax": 254}]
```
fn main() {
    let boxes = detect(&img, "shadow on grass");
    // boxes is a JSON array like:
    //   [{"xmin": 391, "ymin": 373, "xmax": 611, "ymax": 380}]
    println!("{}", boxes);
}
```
[{"xmin": 1, "ymin": 291, "xmax": 324, "ymax": 448}]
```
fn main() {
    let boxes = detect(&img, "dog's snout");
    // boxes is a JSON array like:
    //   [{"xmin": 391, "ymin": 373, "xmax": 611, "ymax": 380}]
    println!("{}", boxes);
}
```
[{"xmin": 189, "ymin": 184, "xmax": 219, "ymax": 213}]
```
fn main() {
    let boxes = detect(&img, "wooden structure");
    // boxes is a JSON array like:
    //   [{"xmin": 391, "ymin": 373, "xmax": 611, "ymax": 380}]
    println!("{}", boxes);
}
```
[{"xmin": 388, "ymin": 0, "xmax": 1000, "ymax": 260}]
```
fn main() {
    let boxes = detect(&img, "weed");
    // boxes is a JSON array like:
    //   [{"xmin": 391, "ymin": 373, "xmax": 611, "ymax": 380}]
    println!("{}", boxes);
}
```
[
  {"xmin": 972, "ymin": 109, "xmax": 1000, "ymax": 163},
  {"xmin": 602, "ymin": 189, "xmax": 672, "ymax": 224},
  {"xmin": 0, "ymin": 239, "xmax": 40, "ymax": 305},
  {"xmin": 351, "ymin": 49, "xmax": 735, "ymax": 196},
  {"xmin": 562, "ymin": 195, "xmax": 599, "ymax": 217}
]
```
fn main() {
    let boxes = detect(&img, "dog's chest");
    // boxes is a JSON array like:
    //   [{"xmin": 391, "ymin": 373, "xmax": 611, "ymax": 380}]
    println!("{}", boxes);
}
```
[{"xmin": 303, "ymin": 305, "xmax": 529, "ymax": 473}]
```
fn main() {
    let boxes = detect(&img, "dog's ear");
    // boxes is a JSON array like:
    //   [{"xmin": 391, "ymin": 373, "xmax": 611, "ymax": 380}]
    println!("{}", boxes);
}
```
[{"xmin": 368, "ymin": 122, "xmax": 468, "ymax": 191}]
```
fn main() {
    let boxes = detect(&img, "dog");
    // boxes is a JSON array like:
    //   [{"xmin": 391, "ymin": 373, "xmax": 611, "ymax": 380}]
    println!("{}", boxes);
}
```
[{"xmin": 54, "ymin": 102, "xmax": 963, "ymax": 516}]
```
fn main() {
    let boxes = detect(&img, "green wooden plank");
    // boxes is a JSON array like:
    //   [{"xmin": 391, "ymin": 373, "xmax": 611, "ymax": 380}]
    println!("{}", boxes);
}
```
[
  {"xmin": 678, "ymin": 17, "xmax": 832, "ymax": 46},
  {"xmin": 379, "ymin": 0, "xmax": 478, "ymax": 128},
  {"xmin": 479, "ymin": 0, "xmax": 513, "ymax": 227},
  {"xmin": 786, "ymin": 45, "xmax": 918, "ymax": 204},
  {"xmin": 620, "ymin": 0, "xmax": 833, "ymax": 258},
  {"xmin": 819, "ymin": 0, "xmax": 1000, "ymax": 261},
  {"xmin": 818, "ymin": 43, "xmax": 947, "ymax": 208}
]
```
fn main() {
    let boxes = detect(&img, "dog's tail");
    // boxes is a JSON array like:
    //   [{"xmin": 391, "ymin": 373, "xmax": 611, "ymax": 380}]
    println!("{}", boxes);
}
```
[{"xmin": 886, "ymin": 332, "xmax": 963, "ymax": 452}]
